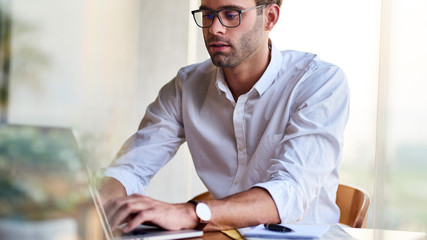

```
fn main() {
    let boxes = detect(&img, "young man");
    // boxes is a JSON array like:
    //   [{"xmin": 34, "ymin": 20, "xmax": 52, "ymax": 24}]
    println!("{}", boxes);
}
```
[{"xmin": 99, "ymin": 0, "xmax": 350, "ymax": 233}]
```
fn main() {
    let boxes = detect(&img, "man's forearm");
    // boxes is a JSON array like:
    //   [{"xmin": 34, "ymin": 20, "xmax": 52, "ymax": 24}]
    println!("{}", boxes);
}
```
[
  {"xmin": 203, "ymin": 187, "xmax": 281, "ymax": 231},
  {"xmin": 98, "ymin": 181, "xmax": 279, "ymax": 232},
  {"xmin": 98, "ymin": 177, "xmax": 127, "ymax": 204}
]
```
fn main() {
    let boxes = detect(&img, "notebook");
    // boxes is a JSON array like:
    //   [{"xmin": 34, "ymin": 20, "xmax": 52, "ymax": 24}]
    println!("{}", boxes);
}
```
[{"xmin": 238, "ymin": 223, "xmax": 330, "ymax": 239}]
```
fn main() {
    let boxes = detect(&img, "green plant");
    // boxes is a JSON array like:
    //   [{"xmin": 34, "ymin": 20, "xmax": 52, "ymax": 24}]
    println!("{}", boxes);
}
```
[{"xmin": 0, "ymin": 125, "xmax": 90, "ymax": 220}]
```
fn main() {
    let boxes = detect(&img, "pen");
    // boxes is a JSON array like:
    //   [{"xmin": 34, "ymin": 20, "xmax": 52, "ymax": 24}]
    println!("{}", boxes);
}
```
[{"xmin": 264, "ymin": 223, "xmax": 293, "ymax": 233}]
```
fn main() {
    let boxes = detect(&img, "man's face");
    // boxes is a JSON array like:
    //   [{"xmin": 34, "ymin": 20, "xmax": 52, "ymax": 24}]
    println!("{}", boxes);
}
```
[{"xmin": 200, "ymin": 0, "xmax": 265, "ymax": 68}]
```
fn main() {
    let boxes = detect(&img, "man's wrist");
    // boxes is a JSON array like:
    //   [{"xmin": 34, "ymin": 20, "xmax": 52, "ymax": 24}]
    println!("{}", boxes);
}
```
[
  {"xmin": 184, "ymin": 202, "xmax": 200, "ymax": 229},
  {"xmin": 98, "ymin": 177, "xmax": 126, "ymax": 204},
  {"xmin": 187, "ymin": 200, "xmax": 212, "ymax": 230}
]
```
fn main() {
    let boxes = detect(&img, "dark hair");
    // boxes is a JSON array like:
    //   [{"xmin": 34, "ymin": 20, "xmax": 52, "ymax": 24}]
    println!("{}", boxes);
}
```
[{"xmin": 256, "ymin": 0, "xmax": 282, "ymax": 7}]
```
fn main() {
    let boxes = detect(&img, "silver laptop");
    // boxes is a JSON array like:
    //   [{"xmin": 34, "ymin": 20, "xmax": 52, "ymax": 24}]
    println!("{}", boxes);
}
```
[
  {"xmin": 86, "ymin": 175, "xmax": 203, "ymax": 240},
  {"xmin": 0, "ymin": 124, "xmax": 202, "ymax": 240},
  {"xmin": 81, "ymin": 138, "xmax": 203, "ymax": 240}
]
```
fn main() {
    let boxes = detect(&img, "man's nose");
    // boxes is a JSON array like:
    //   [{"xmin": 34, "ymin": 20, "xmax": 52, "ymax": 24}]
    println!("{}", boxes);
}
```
[{"xmin": 209, "ymin": 15, "xmax": 226, "ymax": 35}]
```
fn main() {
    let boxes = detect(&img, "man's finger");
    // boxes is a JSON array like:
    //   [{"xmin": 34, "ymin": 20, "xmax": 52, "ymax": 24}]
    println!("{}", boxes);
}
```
[
  {"xmin": 108, "ymin": 195, "xmax": 147, "ymax": 229},
  {"xmin": 122, "ymin": 210, "xmax": 155, "ymax": 233}
]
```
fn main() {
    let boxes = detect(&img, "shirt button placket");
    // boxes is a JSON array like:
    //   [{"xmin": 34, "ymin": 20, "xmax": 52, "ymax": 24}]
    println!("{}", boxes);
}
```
[{"xmin": 229, "ymin": 96, "xmax": 248, "ymax": 194}]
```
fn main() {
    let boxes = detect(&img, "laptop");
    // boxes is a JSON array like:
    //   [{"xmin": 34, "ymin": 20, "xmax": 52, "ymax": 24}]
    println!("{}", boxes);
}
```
[
  {"xmin": 0, "ymin": 124, "xmax": 203, "ymax": 240},
  {"xmin": 74, "ymin": 129, "xmax": 204, "ymax": 239},
  {"xmin": 87, "ymin": 178, "xmax": 203, "ymax": 240}
]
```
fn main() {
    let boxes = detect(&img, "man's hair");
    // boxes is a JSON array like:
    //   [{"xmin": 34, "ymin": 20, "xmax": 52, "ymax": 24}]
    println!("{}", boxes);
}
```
[{"xmin": 256, "ymin": 0, "xmax": 282, "ymax": 7}]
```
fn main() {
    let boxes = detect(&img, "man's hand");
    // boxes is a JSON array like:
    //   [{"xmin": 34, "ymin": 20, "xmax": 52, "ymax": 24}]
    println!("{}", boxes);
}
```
[
  {"xmin": 104, "ymin": 194, "xmax": 198, "ymax": 233},
  {"xmin": 98, "ymin": 177, "xmax": 280, "ymax": 232}
]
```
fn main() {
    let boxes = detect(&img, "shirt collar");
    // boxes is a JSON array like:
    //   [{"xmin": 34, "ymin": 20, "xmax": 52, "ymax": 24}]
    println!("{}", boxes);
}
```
[
  {"xmin": 215, "ymin": 40, "xmax": 283, "ymax": 97},
  {"xmin": 252, "ymin": 41, "xmax": 283, "ymax": 96},
  {"xmin": 216, "ymin": 69, "xmax": 236, "ymax": 102}
]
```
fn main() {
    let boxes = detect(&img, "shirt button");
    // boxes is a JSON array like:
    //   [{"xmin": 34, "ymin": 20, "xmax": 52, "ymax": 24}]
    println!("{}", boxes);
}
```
[
  {"xmin": 239, "ymin": 146, "xmax": 244, "ymax": 151},
  {"xmin": 234, "ymin": 181, "xmax": 239, "ymax": 185}
]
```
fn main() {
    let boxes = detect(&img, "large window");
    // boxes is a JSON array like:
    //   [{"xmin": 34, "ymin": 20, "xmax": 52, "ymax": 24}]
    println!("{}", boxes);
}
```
[{"xmin": 271, "ymin": 0, "xmax": 427, "ymax": 232}]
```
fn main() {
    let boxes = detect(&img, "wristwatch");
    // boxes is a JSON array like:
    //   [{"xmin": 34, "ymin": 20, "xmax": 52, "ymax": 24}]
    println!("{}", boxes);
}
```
[{"xmin": 187, "ymin": 200, "xmax": 212, "ymax": 230}]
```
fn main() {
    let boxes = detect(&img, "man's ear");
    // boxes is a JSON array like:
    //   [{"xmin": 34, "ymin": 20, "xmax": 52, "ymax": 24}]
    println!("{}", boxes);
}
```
[{"xmin": 264, "ymin": 4, "xmax": 280, "ymax": 31}]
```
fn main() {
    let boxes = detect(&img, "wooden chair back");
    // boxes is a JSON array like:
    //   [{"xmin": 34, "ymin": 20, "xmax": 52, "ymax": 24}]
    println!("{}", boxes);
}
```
[{"xmin": 336, "ymin": 183, "xmax": 371, "ymax": 228}]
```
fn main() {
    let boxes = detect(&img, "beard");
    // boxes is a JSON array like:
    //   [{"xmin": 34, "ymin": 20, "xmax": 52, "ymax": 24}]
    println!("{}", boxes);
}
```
[{"xmin": 205, "ymin": 15, "xmax": 264, "ymax": 68}]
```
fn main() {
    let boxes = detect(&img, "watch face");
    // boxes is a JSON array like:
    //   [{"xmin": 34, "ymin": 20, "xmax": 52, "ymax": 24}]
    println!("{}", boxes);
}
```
[{"xmin": 196, "ymin": 202, "xmax": 212, "ymax": 221}]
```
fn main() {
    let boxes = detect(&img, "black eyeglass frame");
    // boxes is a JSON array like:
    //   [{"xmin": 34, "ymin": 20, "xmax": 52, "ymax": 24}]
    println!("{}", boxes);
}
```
[{"xmin": 191, "ymin": 4, "xmax": 267, "ymax": 29}]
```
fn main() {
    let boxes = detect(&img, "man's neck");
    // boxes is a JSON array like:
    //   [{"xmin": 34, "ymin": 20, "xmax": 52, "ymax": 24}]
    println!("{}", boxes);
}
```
[{"xmin": 223, "ymin": 41, "xmax": 272, "ymax": 101}]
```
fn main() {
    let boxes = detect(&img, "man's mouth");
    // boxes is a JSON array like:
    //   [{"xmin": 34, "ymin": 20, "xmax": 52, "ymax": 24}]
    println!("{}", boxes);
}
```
[{"xmin": 209, "ymin": 42, "xmax": 231, "ymax": 52}]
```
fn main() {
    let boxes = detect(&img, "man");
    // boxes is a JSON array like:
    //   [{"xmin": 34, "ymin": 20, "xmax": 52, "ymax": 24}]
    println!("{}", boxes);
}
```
[{"xmin": 99, "ymin": 0, "xmax": 350, "ymax": 233}]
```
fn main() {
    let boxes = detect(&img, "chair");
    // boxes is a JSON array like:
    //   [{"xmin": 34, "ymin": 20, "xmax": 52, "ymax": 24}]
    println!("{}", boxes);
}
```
[
  {"xmin": 336, "ymin": 183, "xmax": 370, "ymax": 228},
  {"xmin": 191, "ymin": 183, "xmax": 371, "ymax": 228}
]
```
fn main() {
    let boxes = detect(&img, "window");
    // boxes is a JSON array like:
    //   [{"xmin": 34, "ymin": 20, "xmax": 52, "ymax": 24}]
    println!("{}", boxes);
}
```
[{"xmin": 271, "ymin": 0, "xmax": 427, "ymax": 231}]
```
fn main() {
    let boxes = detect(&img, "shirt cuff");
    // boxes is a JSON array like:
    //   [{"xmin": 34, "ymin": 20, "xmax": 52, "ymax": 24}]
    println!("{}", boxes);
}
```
[{"xmin": 103, "ymin": 167, "xmax": 146, "ymax": 196}]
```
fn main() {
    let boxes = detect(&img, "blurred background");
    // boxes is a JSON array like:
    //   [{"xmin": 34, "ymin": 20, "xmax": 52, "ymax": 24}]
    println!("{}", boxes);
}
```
[{"xmin": 1, "ymin": 0, "xmax": 426, "ymax": 238}]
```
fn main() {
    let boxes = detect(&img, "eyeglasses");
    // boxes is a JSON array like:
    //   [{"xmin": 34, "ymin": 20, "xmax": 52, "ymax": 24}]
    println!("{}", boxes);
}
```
[{"xmin": 191, "ymin": 5, "xmax": 266, "ymax": 29}]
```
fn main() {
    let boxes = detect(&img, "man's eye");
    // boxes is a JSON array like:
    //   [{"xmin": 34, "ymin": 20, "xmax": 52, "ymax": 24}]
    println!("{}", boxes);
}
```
[
  {"xmin": 202, "ymin": 12, "xmax": 214, "ymax": 20},
  {"xmin": 223, "ymin": 11, "xmax": 239, "ymax": 20}
]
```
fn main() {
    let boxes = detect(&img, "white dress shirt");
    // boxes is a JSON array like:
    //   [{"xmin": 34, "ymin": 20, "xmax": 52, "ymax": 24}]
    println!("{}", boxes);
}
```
[{"xmin": 104, "ymin": 43, "xmax": 350, "ymax": 224}]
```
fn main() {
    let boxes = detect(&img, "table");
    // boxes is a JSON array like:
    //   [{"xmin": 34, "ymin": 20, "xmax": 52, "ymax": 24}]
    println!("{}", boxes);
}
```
[
  {"xmin": 196, "ymin": 224, "xmax": 427, "ymax": 240},
  {"xmin": 80, "ymin": 202, "xmax": 426, "ymax": 240},
  {"xmin": 343, "ymin": 227, "xmax": 427, "ymax": 240}
]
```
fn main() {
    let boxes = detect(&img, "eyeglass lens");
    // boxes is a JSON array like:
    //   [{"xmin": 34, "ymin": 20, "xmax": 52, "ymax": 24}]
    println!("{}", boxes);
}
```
[{"xmin": 194, "ymin": 10, "xmax": 241, "ymax": 28}]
